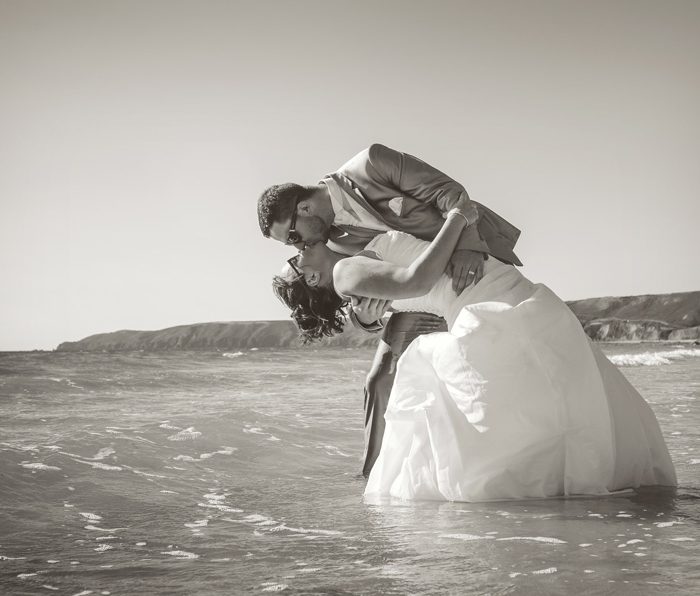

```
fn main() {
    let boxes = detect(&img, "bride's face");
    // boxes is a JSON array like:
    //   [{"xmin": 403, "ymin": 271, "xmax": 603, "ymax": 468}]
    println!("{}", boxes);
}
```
[{"xmin": 281, "ymin": 242, "xmax": 334, "ymax": 288}]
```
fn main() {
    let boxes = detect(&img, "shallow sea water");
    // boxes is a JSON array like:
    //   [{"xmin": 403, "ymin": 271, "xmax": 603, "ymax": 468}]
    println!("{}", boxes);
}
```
[{"xmin": 0, "ymin": 343, "xmax": 698, "ymax": 595}]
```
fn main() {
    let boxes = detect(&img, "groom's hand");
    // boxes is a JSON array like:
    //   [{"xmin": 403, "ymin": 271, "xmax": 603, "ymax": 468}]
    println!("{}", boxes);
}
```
[
  {"xmin": 351, "ymin": 297, "xmax": 392, "ymax": 326},
  {"xmin": 448, "ymin": 249, "xmax": 485, "ymax": 295}
]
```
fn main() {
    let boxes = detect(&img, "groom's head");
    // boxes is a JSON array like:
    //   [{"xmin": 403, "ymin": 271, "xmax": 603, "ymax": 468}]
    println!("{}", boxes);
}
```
[{"xmin": 257, "ymin": 183, "xmax": 333, "ymax": 250}]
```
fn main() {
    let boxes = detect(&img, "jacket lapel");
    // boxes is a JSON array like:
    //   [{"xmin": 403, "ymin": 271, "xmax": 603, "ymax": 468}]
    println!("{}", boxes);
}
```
[{"xmin": 328, "ymin": 172, "xmax": 394, "ymax": 227}]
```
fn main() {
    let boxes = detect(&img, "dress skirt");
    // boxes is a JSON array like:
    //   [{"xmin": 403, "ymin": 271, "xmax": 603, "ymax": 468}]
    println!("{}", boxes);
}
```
[{"xmin": 364, "ymin": 277, "xmax": 677, "ymax": 502}]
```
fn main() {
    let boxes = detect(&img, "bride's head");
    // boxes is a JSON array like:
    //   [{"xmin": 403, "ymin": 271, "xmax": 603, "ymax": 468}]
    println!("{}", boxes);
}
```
[{"xmin": 272, "ymin": 243, "xmax": 349, "ymax": 343}]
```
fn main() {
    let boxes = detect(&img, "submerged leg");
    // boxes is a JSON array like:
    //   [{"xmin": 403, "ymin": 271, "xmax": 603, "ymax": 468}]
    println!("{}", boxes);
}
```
[{"xmin": 361, "ymin": 311, "xmax": 447, "ymax": 477}]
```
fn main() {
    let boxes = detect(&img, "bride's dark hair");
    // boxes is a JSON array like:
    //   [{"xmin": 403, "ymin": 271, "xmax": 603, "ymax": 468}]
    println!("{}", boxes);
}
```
[{"xmin": 272, "ymin": 275, "xmax": 349, "ymax": 343}]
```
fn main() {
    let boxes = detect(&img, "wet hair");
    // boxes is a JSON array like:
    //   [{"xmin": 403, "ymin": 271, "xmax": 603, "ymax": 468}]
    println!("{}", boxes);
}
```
[
  {"xmin": 272, "ymin": 274, "xmax": 348, "ymax": 343},
  {"xmin": 257, "ymin": 183, "xmax": 317, "ymax": 237}
]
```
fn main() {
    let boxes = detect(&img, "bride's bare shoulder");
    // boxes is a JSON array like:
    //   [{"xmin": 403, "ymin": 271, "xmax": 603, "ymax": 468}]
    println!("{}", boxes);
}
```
[{"xmin": 333, "ymin": 253, "xmax": 389, "ymax": 296}]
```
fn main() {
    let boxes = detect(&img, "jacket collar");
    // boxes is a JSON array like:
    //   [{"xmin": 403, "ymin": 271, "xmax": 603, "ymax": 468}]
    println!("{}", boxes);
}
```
[{"xmin": 321, "ymin": 172, "xmax": 393, "ymax": 227}]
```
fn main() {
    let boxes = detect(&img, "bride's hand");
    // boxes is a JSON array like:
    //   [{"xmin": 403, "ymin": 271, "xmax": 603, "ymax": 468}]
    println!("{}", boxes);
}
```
[{"xmin": 351, "ymin": 296, "xmax": 392, "ymax": 326}]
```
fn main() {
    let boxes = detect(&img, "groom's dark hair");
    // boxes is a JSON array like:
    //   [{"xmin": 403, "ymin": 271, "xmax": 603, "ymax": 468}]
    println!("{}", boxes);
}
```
[{"xmin": 257, "ymin": 183, "xmax": 317, "ymax": 237}]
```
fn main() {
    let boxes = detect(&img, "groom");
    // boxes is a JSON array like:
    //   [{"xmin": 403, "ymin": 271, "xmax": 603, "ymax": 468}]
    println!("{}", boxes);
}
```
[{"xmin": 257, "ymin": 143, "xmax": 522, "ymax": 476}]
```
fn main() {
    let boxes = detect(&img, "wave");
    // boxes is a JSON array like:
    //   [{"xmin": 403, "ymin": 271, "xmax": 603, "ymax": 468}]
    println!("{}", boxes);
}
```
[{"xmin": 609, "ymin": 348, "xmax": 700, "ymax": 367}]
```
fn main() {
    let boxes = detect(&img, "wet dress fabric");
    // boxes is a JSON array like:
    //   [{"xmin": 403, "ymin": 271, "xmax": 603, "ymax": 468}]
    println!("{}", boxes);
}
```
[{"xmin": 362, "ymin": 231, "xmax": 677, "ymax": 502}]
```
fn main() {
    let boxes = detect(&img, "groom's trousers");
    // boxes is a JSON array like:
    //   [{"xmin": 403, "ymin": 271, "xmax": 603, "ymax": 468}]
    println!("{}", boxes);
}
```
[{"xmin": 361, "ymin": 311, "xmax": 447, "ymax": 477}]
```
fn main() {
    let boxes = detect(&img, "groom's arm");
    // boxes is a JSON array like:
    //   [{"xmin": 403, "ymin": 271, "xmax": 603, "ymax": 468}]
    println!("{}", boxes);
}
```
[
  {"xmin": 364, "ymin": 143, "xmax": 490, "ymax": 254},
  {"xmin": 366, "ymin": 143, "xmax": 467, "ymax": 209},
  {"xmin": 366, "ymin": 144, "xmax": 489, "ymax": 292}
]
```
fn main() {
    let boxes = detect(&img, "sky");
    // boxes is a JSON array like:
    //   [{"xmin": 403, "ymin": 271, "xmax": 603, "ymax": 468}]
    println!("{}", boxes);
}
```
[{"xmin": 1, "ymin": 0, "xmax": 698, "ymax": 351}]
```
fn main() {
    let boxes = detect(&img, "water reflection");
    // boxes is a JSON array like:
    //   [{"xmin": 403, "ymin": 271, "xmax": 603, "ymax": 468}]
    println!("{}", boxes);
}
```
[{"xmin": 361, "ymin": 486, "xmax": 699, "ymax": 593}]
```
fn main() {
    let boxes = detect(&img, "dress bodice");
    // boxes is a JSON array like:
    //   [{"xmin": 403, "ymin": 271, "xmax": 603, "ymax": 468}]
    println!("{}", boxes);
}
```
[
  {"xmin": 363, "ymin": 230, "xmax": 521, "ymax": 328},
  {"xmin": 364, "ymin": 231, "xmax": 456, "ymax": 318}
]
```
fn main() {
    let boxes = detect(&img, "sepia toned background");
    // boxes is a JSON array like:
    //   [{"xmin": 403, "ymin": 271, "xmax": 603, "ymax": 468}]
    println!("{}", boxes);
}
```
[{"xmin": 2, "ymin": 0, "xmax": 699, "ymax": 350}]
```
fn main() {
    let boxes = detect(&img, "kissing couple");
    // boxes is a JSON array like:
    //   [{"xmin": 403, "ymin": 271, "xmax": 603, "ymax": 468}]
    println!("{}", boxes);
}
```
[{"xmin": 257, "ymin": 143, "xmax": 676, "ymax": 502}]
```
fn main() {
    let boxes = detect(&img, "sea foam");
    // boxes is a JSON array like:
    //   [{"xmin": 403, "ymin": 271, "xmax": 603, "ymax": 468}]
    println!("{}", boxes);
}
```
[
  {"xmin": 167, "ymin": 427, "xmax": 202, "ymax": 441},
  {"xmin": 609, "ymin": 347, "xmax": 700, "ymax": 367},
  {"xmin": 19, "ymin": 463, "xmax": 61, "ymax": 471}
]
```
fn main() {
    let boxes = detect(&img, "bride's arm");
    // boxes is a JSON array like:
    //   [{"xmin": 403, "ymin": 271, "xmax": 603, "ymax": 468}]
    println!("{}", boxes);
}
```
[{"xmin": 333, "ymin": 207, "xmax": 476, "ymax": 300}]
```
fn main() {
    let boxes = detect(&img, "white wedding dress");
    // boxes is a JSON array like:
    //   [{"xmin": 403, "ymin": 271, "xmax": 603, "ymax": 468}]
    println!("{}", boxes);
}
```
[{"xmin": 363, "ymin": 231, "xmax": 677, "ymax": 502}]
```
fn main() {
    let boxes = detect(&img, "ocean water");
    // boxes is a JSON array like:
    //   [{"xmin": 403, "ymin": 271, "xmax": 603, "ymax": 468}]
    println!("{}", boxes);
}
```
[{"xmin": 0, "ymin": 343, "xmax": 698, "ymax": 595}]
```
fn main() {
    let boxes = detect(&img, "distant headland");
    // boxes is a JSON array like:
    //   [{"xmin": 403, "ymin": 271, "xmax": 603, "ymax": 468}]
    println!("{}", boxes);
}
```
[{"xmin": 56, "ymin": 291, "xmax": 700, "ymax": 352}]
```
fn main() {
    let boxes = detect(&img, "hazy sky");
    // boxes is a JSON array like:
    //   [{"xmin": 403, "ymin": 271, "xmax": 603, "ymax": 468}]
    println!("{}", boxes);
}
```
[{"xmin": 1, "ymin": 0, "xmax": 698, "ymax": 351}]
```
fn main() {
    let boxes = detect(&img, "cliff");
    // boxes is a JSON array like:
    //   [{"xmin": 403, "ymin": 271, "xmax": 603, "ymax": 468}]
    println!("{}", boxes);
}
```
[
  {"xmin": 56, "ymin": 291, "xmax": 700, "ymax": 352},
  {"xmin": 566, "ymin": 291, "xmax": 700, "ymax": 341},
  {"xmin": 56, "ymin": 320, "xmax": 379, "ymax": 351}
]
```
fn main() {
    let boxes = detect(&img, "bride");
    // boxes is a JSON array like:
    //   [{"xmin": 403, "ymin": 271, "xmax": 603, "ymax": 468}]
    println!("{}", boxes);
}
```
[{"xmin": 272, "ymin": 202, "xmax": 677, "ymax": 502}]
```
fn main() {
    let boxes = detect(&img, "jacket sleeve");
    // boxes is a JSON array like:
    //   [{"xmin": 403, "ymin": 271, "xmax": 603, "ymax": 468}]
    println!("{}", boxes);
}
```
[
  {"xmin": 366, "ymin": 143, "xmax": 468, "ymax": 212},
  {"xmin": 347, "ymin": 307, "xmax": 385, "ymax": 333},
  {"xmin": 366, "ymin": 144, "xmax": 489, "ymax": 253}
]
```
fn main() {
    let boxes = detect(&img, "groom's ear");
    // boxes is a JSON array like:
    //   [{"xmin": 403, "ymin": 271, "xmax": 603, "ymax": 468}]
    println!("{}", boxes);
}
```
[
  {"xmin": 298, "ymin": 199, "xmax": 312, "ymax": 215},
  {"xmin": 305, "ymin": 272, "xmax": 320, "ymax": 287}
]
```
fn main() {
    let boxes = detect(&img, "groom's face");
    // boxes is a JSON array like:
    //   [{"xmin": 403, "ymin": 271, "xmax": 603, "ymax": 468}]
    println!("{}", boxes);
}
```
[{"xmin": 269, "ymin": 200, "xmax": 330, "ymax": 250}]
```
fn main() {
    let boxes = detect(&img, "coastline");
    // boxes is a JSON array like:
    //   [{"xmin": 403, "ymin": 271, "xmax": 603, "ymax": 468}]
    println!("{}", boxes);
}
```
[{"xmin": 53, "ymin": 291, "xmax": 700, "ymax": 352}]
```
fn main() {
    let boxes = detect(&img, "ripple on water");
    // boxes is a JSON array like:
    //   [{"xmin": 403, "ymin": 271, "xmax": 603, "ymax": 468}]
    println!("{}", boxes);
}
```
[
  {"xmin": 656, "ymin": 520, "xmax": 683, "ymax": 528},
  {"xmin": 243, "ymin": 425, "xmax": 281, "ymax": 442},
  {"xmin": 440, "ymin": 533, "xmax": 494, "ymax": 541},
  {"xmin": 260, "ymin": 583, "xmax": 288, "ymax": 592},
  {"xmin": 19, "ymin": 463, "xmax": 61, "ymax": 471},
  {"xmin": 167, "ymin": 427, "xmax": 202, "ymax": 441},
  {"xmin": 174, "ymin": 446, "xmax": 237, "ymax": 461},
  {"xmin": 496, "ymin": 536, "xmax": 567, "ymax": 544},
  {"xmin": 71, "ymin": 459, "xmax": 123, "ymax": 471},
  {"xmin": 161, "ymin": 550, "xmax": 199, "ymax": 559},
  {"xmin": 532, "ymin": 567, "xmax": 558, "ymax": 575}
]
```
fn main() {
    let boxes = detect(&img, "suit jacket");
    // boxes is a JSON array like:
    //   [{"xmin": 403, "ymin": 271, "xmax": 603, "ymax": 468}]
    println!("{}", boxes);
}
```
[{"xmin": 320, "ymin": 143, "xmax": 522, "ymax": 266}]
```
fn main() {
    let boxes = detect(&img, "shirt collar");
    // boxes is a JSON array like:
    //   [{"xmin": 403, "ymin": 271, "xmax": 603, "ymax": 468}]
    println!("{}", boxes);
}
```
[{"xmin": 321, "ymin": 178, "xmax": 352, "ymax": 220}]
